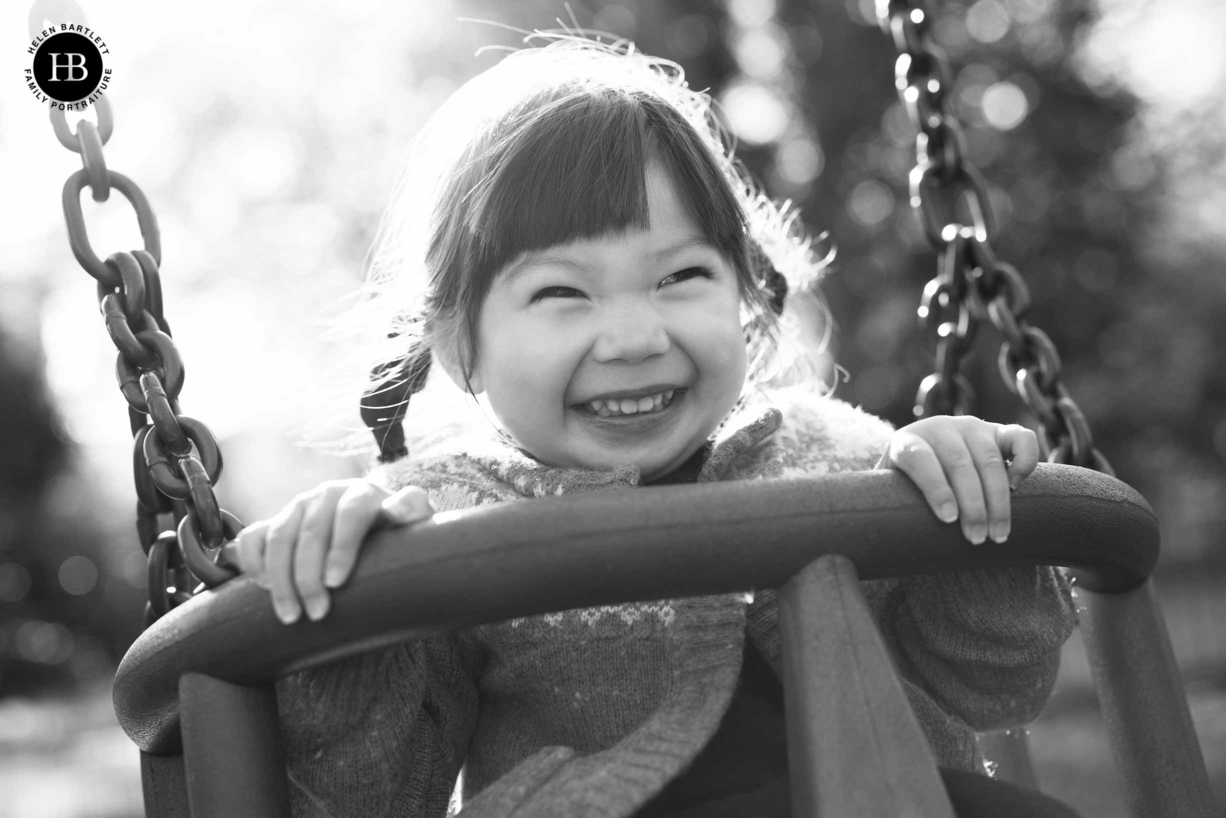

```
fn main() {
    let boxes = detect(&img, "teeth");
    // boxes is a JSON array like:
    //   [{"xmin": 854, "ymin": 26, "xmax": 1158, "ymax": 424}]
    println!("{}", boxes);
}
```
[{"xmin": 585, "ymin": 390, "xmax": 678, "ymax": 417}]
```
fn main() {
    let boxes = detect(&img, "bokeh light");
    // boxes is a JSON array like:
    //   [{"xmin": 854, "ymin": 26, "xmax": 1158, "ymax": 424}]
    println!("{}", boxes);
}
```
[
  {"xmin": 982, "ymin": 81, "xmax": 1029, "ymax": 130},
  {"xmin": 720, "ymin": 81, "xmax": 790, "ymax": 145},
  {"xmin": 0, "ymin": 564, "xmax": 32, "ymax": 604},
  {"xmin": 15, "ymin": 620, "xmax": 73, "ymax": 665},
  {"xmin": 592, "ymin": 3, "xmax": 636, "ymax": 37},
  {"xmin": 848, "ymin": 179, "xmax": 896, "ymax": 227},
  {"xmin": 966, "ymin": 0, "xmax": 1011, "ymax": 44},
  {"xmin": 853, "ymin": 365, "xmax": 901, "ymax": 411},
  {"xmin": 732, "ymin": 24, "xmax": 789, "ymax": 81},
  {"xmin": 665, "ymin": 14, "xmax": 716, "ymax": 58},
  {"xmin": 776, "ymin": 138, "xmax": 824, "ymax": 185},
  {"xmin": 789, "ymin": 24, "xmax": 823, "ymax": 65},
  {"xmin": 727, "ymin": 0, "xmax": 777, "ymax": 27},
  {"xmin": 58, "ymin": 556, "xmax": 98, "ymax": 596}
]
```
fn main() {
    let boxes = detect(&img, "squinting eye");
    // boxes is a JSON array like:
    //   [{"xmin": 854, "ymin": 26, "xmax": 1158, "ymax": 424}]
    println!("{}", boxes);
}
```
[
  {"xmin": 660, "ymin": 267, "xmax": 713, "ymax": 287},
  {"xmin": 530, "ymin": 286, "xmax": 584, "ymax": 303}
]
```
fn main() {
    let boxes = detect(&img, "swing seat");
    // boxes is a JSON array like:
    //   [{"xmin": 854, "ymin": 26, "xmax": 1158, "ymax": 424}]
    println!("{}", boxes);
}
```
[{"xmin": 112, "ymin": 463, "xmax": 1218, "ymax": 818}]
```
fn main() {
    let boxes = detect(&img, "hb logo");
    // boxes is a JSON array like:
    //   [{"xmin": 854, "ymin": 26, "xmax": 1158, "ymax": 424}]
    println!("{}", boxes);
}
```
[
  {"xmin": 49, "ymin": 53, "xmax": 90, "ymax": 82},
  {"xmin": 31, "ymin": 32, "xmax": 105, "ymax": 104}
]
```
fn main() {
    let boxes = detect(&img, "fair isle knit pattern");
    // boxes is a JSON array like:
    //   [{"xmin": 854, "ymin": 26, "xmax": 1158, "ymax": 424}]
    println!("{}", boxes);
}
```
[{"xmin": 275, "ymin": 389, "xmax": 1077, "ymax": 818}]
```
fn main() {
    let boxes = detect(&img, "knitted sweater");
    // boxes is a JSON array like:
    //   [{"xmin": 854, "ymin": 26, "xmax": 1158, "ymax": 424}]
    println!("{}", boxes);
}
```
[{"xmin": 275, "ymin": 389, "xmax": 1077, "ymax": 818}]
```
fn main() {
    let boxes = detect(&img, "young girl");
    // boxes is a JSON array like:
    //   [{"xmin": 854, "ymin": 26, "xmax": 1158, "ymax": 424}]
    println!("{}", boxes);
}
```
[{"xmin": 233, "ymin": 38, "xmax": 1078, "ymax": 818}]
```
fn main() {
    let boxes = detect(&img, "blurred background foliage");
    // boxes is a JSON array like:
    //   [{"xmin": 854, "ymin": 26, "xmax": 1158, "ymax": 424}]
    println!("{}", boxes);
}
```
[{"xmin": 1, "ymin": 0, "xmax": 1224, "ymax": 814}]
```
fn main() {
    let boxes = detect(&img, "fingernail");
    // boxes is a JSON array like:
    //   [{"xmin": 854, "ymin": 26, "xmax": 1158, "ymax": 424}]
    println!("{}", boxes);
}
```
[
  {"xmin": 275, "ymin": 602, "xmax": 300, "ymax": 625},
  {"xmin": 1010, "ymin": 475, "xmax": 1023, "ymax": 491},
  {"xmin": 967, "ymin": 525, "xmax": 987, "ymax": 545},
  {"xmin": 305, "ymin": 596, "xmax": 330, "ymax": 622},
  {"xmin": 938, "ymin": 503, "xmax": 958, "ymax": 523},
  {"xmin": 990, "ymin": 524, "xmax": 1010, "ymax": 543},
  {"xmin": 324, "ymin": 564, "xmax": 345, "ymax": 588}
]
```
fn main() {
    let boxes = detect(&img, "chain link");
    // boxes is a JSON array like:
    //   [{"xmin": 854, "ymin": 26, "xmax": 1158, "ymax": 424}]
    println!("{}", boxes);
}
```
[
  {"xmin": 877, "ymin": 0, "xmax": 1114, "ymax": 476},
  {"xmin": 49, "ymin": 95, "xmax": 114, "ymax": 151},
  {"xmin": 42, "ymin": 86, "xmax": 240, "ymax": 624},
  {"xmin": 29, "ymin": 0, "xmax": 88, "ymax": 43},
  {"xmin": 63, "ymin": 169, "xmax": 161, "ymax": 287}
]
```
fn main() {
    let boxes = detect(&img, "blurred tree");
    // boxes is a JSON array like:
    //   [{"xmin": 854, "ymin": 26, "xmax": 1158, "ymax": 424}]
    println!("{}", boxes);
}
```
[
  {"xmin": 0, "ymin": 325, "xmax": 137, "ymax": 696},
  {"xmin": 0, "ymin": 325, "xmax": 68, "ymax": 695}
]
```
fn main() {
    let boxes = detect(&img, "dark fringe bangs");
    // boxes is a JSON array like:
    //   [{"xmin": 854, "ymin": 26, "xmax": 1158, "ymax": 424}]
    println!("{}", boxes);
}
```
[{"xmin": 430, "ymin": 85, "xmax": 752, "ymax": 372}]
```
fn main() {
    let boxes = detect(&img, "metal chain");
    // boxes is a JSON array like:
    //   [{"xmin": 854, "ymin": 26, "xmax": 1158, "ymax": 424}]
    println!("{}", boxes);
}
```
[
  {"xmin": 44, "ymin": 93, "xmax": 240, "ymax": 625},
  {"xmin": 876, "ymin": 0, "xmax": 1114, "ymax": 476}
]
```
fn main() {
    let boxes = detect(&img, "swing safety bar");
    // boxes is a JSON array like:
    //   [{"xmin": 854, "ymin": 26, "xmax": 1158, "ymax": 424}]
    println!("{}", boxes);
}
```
[{"xmin": 114, "ymin": 464, "xmax": 1217, "ymax": 818}]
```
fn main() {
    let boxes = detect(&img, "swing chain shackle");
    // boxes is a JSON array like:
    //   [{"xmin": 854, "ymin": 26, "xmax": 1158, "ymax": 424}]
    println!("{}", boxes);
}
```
[
  {"xmin": 877, "ymin": 0, "xmax": 1114, "ymax": 477},
  {"xmin": 42, "ymin": 81, "xmax": 241, "ymax": 625}
]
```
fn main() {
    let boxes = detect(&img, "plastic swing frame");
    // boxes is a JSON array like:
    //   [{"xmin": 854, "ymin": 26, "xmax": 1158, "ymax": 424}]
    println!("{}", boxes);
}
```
[{"xmin": 114, "ymin": 464, "xmax": 1218, "ymax": 817}]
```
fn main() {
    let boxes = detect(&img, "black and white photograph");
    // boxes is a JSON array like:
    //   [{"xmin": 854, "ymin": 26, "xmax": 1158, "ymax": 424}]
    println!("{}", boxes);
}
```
[{"xmin": 3, "ymin": 0, "xmax": 1225, "ymax": 815}]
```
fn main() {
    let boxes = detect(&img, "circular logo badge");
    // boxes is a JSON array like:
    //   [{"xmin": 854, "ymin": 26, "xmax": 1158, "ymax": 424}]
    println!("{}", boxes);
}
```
[{"xmin": 25, "ymin": 24, "xmax": 112, "ymax": 110}]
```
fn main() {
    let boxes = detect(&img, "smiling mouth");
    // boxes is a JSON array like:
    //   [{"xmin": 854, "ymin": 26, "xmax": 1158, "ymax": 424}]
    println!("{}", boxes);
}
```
[{"xmin": 575, "ymin": 389, "xmax": 683, "ymax": 418}]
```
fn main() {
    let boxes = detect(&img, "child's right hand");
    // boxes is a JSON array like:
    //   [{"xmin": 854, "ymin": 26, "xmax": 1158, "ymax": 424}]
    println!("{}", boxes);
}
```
[{"xmin": 231, "ymin": 480, "xmax": 434, "ymax": 624}]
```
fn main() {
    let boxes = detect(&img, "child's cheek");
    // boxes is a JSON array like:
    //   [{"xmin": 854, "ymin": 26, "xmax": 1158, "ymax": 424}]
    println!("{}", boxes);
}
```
[{"xmin": 695, "ymin": 302, "xmax": 751, "ymax": 363}]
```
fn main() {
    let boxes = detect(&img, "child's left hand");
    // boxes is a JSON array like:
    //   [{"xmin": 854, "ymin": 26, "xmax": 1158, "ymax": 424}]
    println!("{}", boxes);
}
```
[{"xmin": 877, "ymin": 416, "xmax": 1039, "ymax": 545}]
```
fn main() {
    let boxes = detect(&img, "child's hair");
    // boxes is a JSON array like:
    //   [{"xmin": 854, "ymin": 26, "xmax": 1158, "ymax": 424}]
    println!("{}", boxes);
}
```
[{"xmin": 333, "ymin": 35, "xmax": 834, "ymax": 462}]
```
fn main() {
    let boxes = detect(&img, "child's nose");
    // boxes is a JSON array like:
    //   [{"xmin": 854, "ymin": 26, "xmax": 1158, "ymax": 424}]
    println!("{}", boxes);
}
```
[{"xmin": 591, "ymin": 303, "xmax": 670, "ymax": 363}]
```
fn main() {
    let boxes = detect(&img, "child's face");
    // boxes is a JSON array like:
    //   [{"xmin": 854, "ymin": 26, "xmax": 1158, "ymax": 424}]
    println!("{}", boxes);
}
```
[{"xmin": 466, "ymin": 164, "xmax": 748, "ymax": 480}]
